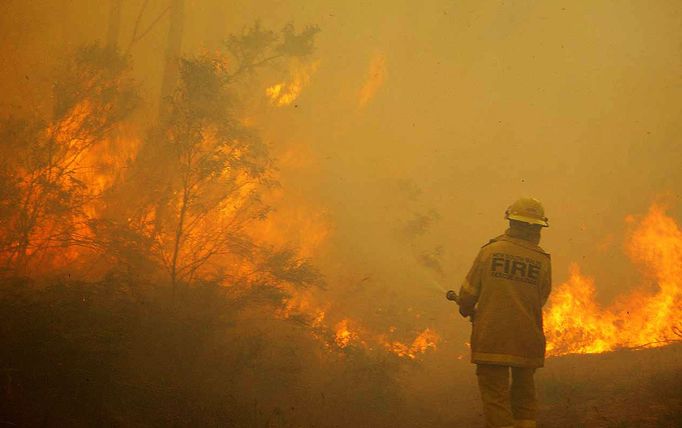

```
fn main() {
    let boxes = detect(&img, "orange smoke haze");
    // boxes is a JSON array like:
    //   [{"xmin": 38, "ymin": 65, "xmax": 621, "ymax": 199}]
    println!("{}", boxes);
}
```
[
  {"xmin": 0, "ymin": 0, "xmax": 680, "ymax": 376},
  {"xmin": 1, "ymin": 2, "xmax": 682, "ymax": 426}
]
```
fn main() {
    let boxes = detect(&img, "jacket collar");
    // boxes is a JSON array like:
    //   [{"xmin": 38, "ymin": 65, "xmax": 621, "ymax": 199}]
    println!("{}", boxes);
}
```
[
  {"xmin": 505, "ymin": 225, "xmax": 541, "ymax": 245},
  {"xmin": 492, "ymin": 230, "xmax": 545, "ymax": 253}
]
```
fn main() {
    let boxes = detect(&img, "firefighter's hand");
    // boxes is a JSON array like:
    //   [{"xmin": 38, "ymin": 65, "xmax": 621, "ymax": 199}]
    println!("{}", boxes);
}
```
[{"xmin": 459, "ymin": 306, "xmax": 476, "ymax": 322}]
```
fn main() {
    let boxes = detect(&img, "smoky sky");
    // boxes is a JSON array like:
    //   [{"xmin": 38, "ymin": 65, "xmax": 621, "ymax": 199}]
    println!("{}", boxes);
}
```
[{"xmin": 1, "ymin": 0, "xmax": 681, "ymax": 351}]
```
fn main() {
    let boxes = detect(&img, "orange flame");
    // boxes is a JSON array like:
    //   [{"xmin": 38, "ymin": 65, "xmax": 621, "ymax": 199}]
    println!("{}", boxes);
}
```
[
  {"xmin": 358, "ymin": 53, "xmax": 386, "ymax": 107},
  {"xmin": 381, "ymin": 328, "xmax": 439, "ymax": 359},
  {"xmin": 1, "ymin": 100, "xmax": 142, "ymax": 274},
  {"xmin": 281, "ymin": 288, "xmax": 439, "ymax": 360},
  {"xmin": 335, "ymin": 319, "xmax": 358, "ymax": 348},
  {"xmin": 545, "ymin": 205, "xmax": 682, "ymax": 356},
  {"xmin": 266, "ymin": 60, "xmax": 319, "ymax": 107}
]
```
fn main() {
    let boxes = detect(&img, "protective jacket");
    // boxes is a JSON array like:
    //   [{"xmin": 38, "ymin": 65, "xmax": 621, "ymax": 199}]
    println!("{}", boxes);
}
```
[{"xmin": 458, "ymin": 229, "xmax": 551, "ymax": 368}]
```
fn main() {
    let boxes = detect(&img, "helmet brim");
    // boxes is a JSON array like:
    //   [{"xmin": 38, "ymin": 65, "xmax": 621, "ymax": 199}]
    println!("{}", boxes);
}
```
[{"xmin": 507, "ymin": 214, "xmax": 549, "ymax": 227}]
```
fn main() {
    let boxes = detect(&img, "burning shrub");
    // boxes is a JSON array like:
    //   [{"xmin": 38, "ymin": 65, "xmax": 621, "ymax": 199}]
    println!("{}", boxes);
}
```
[{"xmin": 545, "ymin": 205, "xmax": 682, "ymax": 356}]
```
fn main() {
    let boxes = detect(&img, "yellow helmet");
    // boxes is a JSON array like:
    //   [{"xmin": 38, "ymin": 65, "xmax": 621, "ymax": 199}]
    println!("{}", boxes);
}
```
[{"xmin": 505, "ymin": 197, "xmax": 549, "ymax": 227}]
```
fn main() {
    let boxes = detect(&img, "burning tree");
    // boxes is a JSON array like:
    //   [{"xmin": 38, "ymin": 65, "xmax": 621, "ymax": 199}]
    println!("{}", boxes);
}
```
[
  {"xmin": 0, "ymin": 16, "xmax": 445, "ymax": 427},
  {"xmin": 94, "ymin": 23, "xmax": 321, "ymax": 291},
  {"xmin": 150, "ymin": 54, "xmax": 274, "ymax": 286},
  {"xmin": 0, "ymin": 45, "xmax": 138, "ymax": 276},
  {"xmin": 0, "ymin": 21, "xmax": 321, "ymax": 293}
]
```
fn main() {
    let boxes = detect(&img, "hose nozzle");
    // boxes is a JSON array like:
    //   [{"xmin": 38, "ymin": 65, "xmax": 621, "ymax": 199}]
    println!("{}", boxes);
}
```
[{"xmin": 446, "ymin": 290, "xmax": 459, "ymax": 303}]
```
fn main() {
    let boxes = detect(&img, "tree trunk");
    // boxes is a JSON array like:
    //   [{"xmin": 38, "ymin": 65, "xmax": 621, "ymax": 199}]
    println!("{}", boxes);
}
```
[
  {"xmin": 170, "ymin": 177, "xmax": 190, "ymax": 290},
  {"xmin": 158, "ymin": 0, "xmax": 184, "ymax": 121},
  {"xmin": 106, "ymin": 0, "xmax": 123, "ymax": 48}
]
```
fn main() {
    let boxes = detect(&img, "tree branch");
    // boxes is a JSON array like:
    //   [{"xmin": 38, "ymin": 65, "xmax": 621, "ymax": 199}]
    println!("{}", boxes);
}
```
[{"xmin": 126, "ymin": 1, "xmax": 170, "ymax": 54}]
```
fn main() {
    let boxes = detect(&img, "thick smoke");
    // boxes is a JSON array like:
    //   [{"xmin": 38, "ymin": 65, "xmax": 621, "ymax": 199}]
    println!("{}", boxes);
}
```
[{"xmin": 1, "ymin": 1, "xmax": 680, "ymax": 426}]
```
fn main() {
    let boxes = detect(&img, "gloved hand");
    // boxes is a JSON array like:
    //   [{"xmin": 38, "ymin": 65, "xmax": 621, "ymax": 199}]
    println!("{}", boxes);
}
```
[{"xmin": 460, "ymin": 307, "xmax": 476, "ymax": 322}]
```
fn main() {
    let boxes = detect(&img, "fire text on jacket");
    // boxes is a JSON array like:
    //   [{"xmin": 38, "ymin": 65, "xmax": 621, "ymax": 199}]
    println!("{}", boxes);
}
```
[{"xmin": 490, "ymin": 253, "xmax": 542, "ymax": 285}]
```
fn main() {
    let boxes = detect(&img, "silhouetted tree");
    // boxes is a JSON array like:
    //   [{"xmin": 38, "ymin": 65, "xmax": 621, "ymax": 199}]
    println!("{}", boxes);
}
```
[{"xmin": 224, "ymin": 21, "xmax": 320, "ymax": 81}]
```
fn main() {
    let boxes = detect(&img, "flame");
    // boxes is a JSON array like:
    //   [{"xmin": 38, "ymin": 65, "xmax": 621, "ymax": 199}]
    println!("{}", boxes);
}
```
[
  {"xmin": 278, "ymin": 291, "xmax": 328, "ymax": 326},
  {"xmin": 380, "ymin": 328, "xmax": 439, "ymax": 359},
  {"xmin": 335, "ymin": 319, "xmax": 358, "ymax": 348},
  {"xmin": 77, "ymin": 131, "xmax": 141, "ymax": 210},
  {"xmin": 0, "ymin": 100, "xmax": 142, "ymax": 273},
  {"xmin": 281, "ymin": 296, "xmax": 439, "ymax": 359},
  {"xmin": 358, "ymin": 53, "xmax": 387, "ymax": 107},
  {"xmin": 545, "ymin": 205, "xmax": 682, "ymax": 356},
  {"xmin": 246, "ymin": 144, "xmax": 330, "ymax": 260},
  {"xmin": 333, "ymin": 318, "xmax": 439, "ymax": 359},
  {"xmin": 266, "ymin": 60, "xmax": 319, "ymax": 107}
]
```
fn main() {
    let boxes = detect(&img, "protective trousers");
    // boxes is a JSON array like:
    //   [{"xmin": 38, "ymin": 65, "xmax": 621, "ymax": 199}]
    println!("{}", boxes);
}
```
[{"xmin": 476, "ymin": 364, "xmax": 537, "ymax": 428}]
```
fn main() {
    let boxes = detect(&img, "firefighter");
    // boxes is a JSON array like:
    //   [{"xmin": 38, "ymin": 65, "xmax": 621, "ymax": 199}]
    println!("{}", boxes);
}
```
[{"xmin": 458, "ymin": 197, "xmax": 552, "ymax": 428}]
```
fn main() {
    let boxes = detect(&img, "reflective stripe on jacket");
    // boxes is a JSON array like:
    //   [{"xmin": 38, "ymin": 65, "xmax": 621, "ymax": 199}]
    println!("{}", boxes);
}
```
[{"xmin": 458, "ymin": 233, "xmax": 551, "ymax": 368}]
